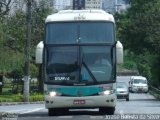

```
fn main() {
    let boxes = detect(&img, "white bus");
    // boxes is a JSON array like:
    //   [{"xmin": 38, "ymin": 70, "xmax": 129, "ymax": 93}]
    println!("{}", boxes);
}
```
[{"xmin": 36, "ymin": 10, "xmax": 123, "ymax": 116}]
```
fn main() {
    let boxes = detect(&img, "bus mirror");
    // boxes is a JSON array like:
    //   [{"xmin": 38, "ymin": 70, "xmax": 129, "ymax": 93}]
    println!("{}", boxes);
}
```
[
  {"xmin": 35, "ymin": 41, "xmax": 44, "ymax": 64},
  {"xmin": 116, "ymin": 41, "xmax": 123, "ymax": 64}
]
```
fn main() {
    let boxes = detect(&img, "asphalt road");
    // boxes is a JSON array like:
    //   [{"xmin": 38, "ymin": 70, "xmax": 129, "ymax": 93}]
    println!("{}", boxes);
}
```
[{"xmin": 1, "ymin": 76, "xmax": 160, "ymax": 120}]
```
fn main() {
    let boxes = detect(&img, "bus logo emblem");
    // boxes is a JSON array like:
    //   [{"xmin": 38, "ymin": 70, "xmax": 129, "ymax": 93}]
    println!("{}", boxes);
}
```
[{"xmin": 77, "ymin": 91, "xmax": 83, "ymax": 96}]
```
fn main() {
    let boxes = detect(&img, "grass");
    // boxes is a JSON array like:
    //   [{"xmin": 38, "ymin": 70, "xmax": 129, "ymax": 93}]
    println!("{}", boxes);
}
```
[
  {"xmin": 0, "ymin": 93, "xmax": 44, "ymax": 103},
  {"xmin": 0, "ymin": 94, "xmax": 23, "ymax": 102},
  {"xmin": 29, "ymin": 94, "xmax": 44, "ymax": 102}
]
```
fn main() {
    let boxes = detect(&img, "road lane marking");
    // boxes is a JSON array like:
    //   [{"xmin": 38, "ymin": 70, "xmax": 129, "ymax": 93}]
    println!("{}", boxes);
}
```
[
  {"xmin": 20, "ymin": 108, "xmax": 44, "ymax": 114},
  {"xmin": 57, "ymin": 116, "xmax": 73, "ymax": 118},
  {"xmin": 90, "ymin": 116, "xmax": 104, "ymax": 119},
  {"xmin": 2, "ymin": 109, "xmax": 25, "ymax": 113}
]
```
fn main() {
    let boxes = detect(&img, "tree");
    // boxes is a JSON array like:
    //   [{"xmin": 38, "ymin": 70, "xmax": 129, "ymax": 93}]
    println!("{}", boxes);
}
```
[
  {"xmin": 0, "ymin": 0, "xmax": 11, "ymax": 20},
  {"xmin": 0, "ymin": 0, "xmax": 54, "ymax": 88},
  {"xmin": 3, "ymin": 10, "xmax": 26, "ymax": 53},
  {"xmin": 117, "ymin": 0, "xmax": 160, "ymax": 87},
  {"xmin": 119, "ymin": 0, "xmax": 160, "ymax": 54},
  {"xmin": 0, "ymin": 0, "xmax": 56, "ymax": 95},
  {"xmin": 31, "ymin": 3, "xmax": 54, "ymax": 49},
  {"xmin": 31, "ymin": 1, "xmax": 56, "ymax": 93}
]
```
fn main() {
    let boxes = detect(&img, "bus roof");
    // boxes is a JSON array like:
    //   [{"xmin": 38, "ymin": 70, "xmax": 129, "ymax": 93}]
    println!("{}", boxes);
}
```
[{"xmin": 45, "ymin": 10, "xmax": 115, "ymax": 23}]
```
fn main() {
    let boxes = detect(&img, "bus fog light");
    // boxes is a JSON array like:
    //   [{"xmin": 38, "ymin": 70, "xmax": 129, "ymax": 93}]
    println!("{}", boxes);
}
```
[{"xmin": 111, "ymin": 99, "xmax": 114, "ymax": 102}]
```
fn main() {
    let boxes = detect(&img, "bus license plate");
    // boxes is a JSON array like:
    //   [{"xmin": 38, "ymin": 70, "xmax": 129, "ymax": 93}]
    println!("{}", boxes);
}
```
[{"xmin": 73, "ymin": 100, "xmax": 85, "ymax": 105}]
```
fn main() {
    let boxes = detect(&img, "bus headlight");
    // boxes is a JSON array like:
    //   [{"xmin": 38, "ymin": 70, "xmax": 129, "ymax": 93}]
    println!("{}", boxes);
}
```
[
  {"xmin": 104, "ymin": 90, "xmax": 111, "ymax": 95},
  {"xmin": 49, "ymin": 91, "xmax": 62, "ymax": 97},
  {"xmin": 99, "ymin": 90, "xmax": 115, "ymax": 95},
  {"xmin": 49, "ymin": 91, "xmax": 56, "ymax": 97}
]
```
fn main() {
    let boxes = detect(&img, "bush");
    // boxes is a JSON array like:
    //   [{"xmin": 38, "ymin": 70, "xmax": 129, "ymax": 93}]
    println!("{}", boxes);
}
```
[
  {"xmin": 13, "ymin": 95, "xmax": 23, "ymax": 102},
  {"xmin": 29, "ymin": 94, "xmax": 44, "ymax": 102},
  {"xmin": 0, "ymin": 98, "xmax": 13, "ymax": 102},
  {"xmin": 0, "ymin": 95, "xmax": 23, "ymax": 102},
  {"xmin": 0, "ymin": 94, "xmax": 44, "ymax": 102},
  {"xmin": 122, "ymin": 60, "xmax": 137, "ymax": 70},
  {"xmin": 137, "ymin": 63, "xmax": 151, "ymax": 80}
]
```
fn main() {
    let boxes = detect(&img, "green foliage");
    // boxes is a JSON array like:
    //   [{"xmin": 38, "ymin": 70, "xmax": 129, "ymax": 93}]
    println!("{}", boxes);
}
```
[
  {"xmin": 121, "ymin": 51, "xmax": 136, "ymax": 70},
  {"xmin": 118, "ymin": 0, "xmax": 160, "ymax": 54},
  {"xmin": 0, "ymin": 11, "xmax": 25, "ymax": 75},
  {"xmin": 137, "ymin": 63, "xmax": 151, "ymax": 81},
  {"xmin": 0, "ymin": 49, "xmax": 24, "ymax": 74},
  {"xmin": 9, "ymin": 67, "xmax": 24, "ymax": 79},
  {"xmin": 30, "ymin": 4, "xmax": 55, "ymax": 56},
  {"xmin": 0, "ymin": 3, "xmax": 55, "ymax": 76},
  {"xmin": 149, "ymin": 55, "xmax": 160, "ymax": 87},
  {"xmin": 0, "ymin": 94, "xmax": 44, "ymax": 102},
  {"xmin": 29, "ymin": 94, "xmax": 44, "ymax": 102},
  {"xmin": 0, "ymin": 95, "xmax": 23, "ymax": 102},
  {"xmin": 30, "ymin": 64, "xmax": 38, "ymax": 78},
  {"xmin": 4, "ymin": 11, "xmax": 26, "ymax": 53},
  {"xmin": 122, "ymin": 61, "xmax": 136, "ymax": 70},
  {"xmin": 117, "ymin": 0, "xmax": 160, "ymax": 87}
]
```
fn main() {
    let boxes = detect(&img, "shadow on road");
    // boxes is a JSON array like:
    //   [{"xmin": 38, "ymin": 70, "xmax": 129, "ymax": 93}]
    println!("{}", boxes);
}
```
[
  {"xmin": 19, "ymin": 109, "xmax": 106, "ymax": 117},
  {"xmin": 117, "ymin": 99, "xmax": 158, "ymax": 102}
]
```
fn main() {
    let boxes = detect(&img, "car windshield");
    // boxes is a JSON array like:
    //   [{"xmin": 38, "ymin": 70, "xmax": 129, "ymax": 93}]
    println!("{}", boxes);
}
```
[
  {"xmin": 117, "ymin": 82, "xmax": 127, "ymax": 88},
  {"xmin": 134, "ymin": 79, "xmax": 147, "ymax": 84},
  {"xmin": 45, "ymin": 46, "xmax": 115, "ymax": 85}
]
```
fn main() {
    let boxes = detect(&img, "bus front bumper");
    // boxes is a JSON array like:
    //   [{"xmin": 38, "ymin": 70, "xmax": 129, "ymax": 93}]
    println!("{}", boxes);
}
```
[{"xmin": 45, "ymin": 94, "xmax": 116, "ymax": 109}]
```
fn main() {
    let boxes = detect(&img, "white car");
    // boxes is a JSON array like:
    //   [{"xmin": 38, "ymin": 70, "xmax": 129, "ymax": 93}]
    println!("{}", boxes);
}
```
[{"xmin": 129, "ymin": 76, "xmax": 148, "ymax": 93}]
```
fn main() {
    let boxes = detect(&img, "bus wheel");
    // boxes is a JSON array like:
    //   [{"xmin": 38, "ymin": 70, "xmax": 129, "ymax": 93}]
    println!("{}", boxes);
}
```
[
  {"xmin": 48, "ymin": 108, "xmax": 56, "ymax": 116},
  {"xmin": 56, "ymin": 108, "xmax": 68, "ymax": 115},
  {"xmin": 99, "ymin": 107, "xmax": 115, "ymax": 115},
  {"xmin": 48, "ymin": 108, "xmax": 58, "ymax": 116},
  {"xmin": 48, "ymin": 108, "xmax": 68, "ymax": 116}
]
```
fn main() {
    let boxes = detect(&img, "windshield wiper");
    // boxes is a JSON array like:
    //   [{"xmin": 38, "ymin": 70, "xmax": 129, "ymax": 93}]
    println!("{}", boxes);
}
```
[
  {"xmin": 82, "ymin": 61, "xmax": 98, "ymax": 84},
  {"xmin": 80, "ymin": 50, "xmax": 98, "ymax": 84}
]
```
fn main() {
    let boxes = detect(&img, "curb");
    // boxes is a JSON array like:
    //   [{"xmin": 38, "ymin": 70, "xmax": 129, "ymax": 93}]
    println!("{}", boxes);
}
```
[{"xmin": 0, "ymin": 101, "xmax": 44, "ymax": 106}]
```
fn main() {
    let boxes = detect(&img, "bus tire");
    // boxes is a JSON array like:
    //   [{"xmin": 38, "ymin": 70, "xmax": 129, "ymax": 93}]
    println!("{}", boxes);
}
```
[
  {"xmin": 126, "ymin": 97, "xmax": 129, "ymax": 101},
  {"xmin": 99, "ymin": 107, "xmax": 115, "ymax": 115},
  {"xmin": 48, "ymin": 108, "xmax": 68, "ymax": 116},
  {"xmin": 48, "ymin": 108, "xmax": 57, "ymax": 116}
]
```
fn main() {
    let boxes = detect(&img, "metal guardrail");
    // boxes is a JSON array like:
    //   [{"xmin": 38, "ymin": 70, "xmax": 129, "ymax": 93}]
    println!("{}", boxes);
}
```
[
  {"xmin": 150, "ymin": 86, "xmax": 160, "ymax": 93},
  {"xmin": 149, "ymin": 86, "xmax": 160, "ymax": 100}
]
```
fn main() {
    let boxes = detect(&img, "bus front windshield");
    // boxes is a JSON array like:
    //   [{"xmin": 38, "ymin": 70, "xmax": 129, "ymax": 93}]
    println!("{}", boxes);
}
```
[
  {"xmin": 46, "ymin": 22, "xmax": 114, "ymax": 44},
  {"xmin": 46, "ymin": 46, "xmax": 115, "ymax": 85},
  {"xmin": 45, "ymin": 22, "xmax": 115, "ymax": 85}
]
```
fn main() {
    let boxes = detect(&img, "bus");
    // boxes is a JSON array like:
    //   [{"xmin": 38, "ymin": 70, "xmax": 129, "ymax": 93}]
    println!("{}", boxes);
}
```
[{"xmin": 36, "ymin": 10, "xmax": 123, "ymax": 116}]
